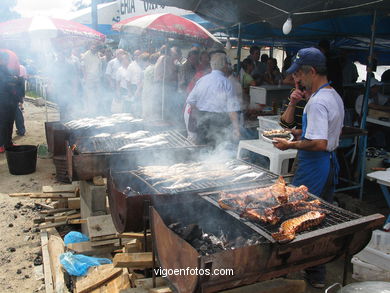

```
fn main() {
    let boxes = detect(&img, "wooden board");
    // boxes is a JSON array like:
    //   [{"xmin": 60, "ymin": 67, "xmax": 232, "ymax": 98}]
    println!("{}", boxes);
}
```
[
  {"xmin": 87, "ymin": 215, "xmax": 117, "ymax": 241},
  {"xmin": 48, "ymin": 235, "xmax": 67, "ymax": 292},
  {"xmin": 67, "ymin": 241, "xmax": 118, "ymax": 256},
  {"xmin": 43, "ymin": 185, "xmax": 77, "ymax": 193},
  {"xmin": 68, "ymin": 219, "xmax": 87, "ymax": 225},
  {"xmin": 124, "ymin": 239, "xmax": 143, "ymax": 253},
  {"xmin": 40, "ymin": 221, "xmax": 68, "ymax": 229},
  {"xmin": 90, "ymin": 238, "xmax": 119, "ymax": 247},
  {"xmin": 9, "ymin": 192, "xmax": 76, "ymax": 198},
  {"xmin": 41, "ymin": 208, "xmax": 75, "ymax": 215},
  {"xmin": 40, "ymin": 231, "xmax": 54, "ymax": 293},
  {"xmin": 148, "ymin": 286, "xmax": 172, "ymax": 293},
  {"xmin": 134, "ymin": 278, "xmax": 167, "ymax": 289},
  {"xmin": 75, "ymin": 264, "xmax": 122, "ymax": 293},
  {"xmin": 68, "ymin": 198, "xmax": 81, "ymax": 209},
  {"xmin": 89, "ymin": 270, "xmax": 130, "ymax": 293},
  {"xmin": 113, "ymin": 252, "xmax": 153, "ymax": 269}
]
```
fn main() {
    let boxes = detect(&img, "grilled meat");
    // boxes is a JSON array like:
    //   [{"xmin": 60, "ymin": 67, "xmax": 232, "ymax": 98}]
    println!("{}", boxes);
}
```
[{"xmin": 271, "ymin": 211, "xmax": 326, "ymax": 243}]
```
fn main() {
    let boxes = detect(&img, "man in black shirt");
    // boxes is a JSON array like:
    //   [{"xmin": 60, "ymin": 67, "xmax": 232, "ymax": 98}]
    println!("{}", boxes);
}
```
[{"xmin": 0, "ymin": 52, "xmax": 20, "ymax": 153}]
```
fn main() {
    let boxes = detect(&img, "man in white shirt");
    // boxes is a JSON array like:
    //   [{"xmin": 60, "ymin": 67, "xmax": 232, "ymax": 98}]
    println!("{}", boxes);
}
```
[
  {"xmin": 186, "ymin": 52, "xmax": 240, "ymax": 147},
  {"xmin": 355, "ymin": 78, "xmax": 390, "ymax": 116},
  {"xmin": 105, "ymin": 49, "xmax": 125, "ymax": 90},
  {"xmin": 273, "ymin": 47, "xmax": 344, "ymax": 289}
]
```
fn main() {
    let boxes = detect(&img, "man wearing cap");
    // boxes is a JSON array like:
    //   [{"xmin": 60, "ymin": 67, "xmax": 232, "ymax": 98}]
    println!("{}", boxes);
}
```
[{"xmin": 273, "ymin": 47, "xmax": 344, "ymax": 288}]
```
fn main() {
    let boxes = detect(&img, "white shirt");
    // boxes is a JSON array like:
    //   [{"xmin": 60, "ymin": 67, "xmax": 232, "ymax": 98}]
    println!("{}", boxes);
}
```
[
  {"xmin": 81, "ymin": 50, "xmax": 101, "ymax": 82},
  {"xmin": 116, "ymin": 66, "xmax": 128, "ymax": 89},
  {"xmin": 228, "ymin": 74, "xmax": 244, "ymax": 110},
  {"xmin": 186, "ymin": 70, "xmax": 240, "ymax": 113},
  {"xmin": 355, "ymin": 92, "xmax": 389, "ymax": 115},
  {"xmin": 304, "ymin": 88, "xmax": 344, "ymax": 152},
  {"xmin": 105, "ymin": 58, "xmax": 121, "ymax": 78},
  {"xmin": 126, "ymin": 60, "xmax": 142, "ymax": 85}
]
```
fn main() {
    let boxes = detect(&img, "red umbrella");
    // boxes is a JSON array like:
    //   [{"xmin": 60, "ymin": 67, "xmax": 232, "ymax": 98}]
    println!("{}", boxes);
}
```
[
  {"xmin": 112, "ymin": 13, "xmax": 220, "ymax": 46},
  {"xmin": 0, "ymin": 16, "xmax": 105, "ymax": 42}
]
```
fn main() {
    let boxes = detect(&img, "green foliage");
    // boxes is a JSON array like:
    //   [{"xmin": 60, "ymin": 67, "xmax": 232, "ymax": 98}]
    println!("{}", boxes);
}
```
[{"xmin": 0, "ymin": 0, "xmax": 19, "ymax": 22}]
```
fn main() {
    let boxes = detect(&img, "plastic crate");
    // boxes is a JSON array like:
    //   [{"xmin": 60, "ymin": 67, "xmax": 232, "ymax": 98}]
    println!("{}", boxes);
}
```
[
  {"xmin": 368, "ymin": 230, "xmax": 390, "ymax": 254},
  {"xmin": 257, "ymin": 115, "xmax": 283, "ymax": 131},
  {"xmin": 354, "ymin": 246, "xmax": 390, "ymax": 272},
  {"xmin": 351, "ymin": 257, "xmax": 390, "ymax": 281}
]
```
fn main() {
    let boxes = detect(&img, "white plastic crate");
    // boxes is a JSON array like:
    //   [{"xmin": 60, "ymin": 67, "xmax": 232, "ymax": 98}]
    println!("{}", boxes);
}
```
[
  {"xmin": 354, "ymin": 246, "xmax": 390, "ymax": 272},
  {"xmin": 351, "ymin": 257, "xmax": 390, "ymax": 281},
  {"xmin": 257, "ymin": 115, "xmax": 282, "ymax": 131},
  {"xmin": 368, "ymin": 230, "xmax": 390, "ymax": 254}
]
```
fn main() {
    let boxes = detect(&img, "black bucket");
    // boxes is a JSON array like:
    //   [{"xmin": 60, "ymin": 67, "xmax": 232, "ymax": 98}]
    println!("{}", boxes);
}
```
[{"xmin": 5, "ymin": 145, "xmax": 37, "ymax": 175}]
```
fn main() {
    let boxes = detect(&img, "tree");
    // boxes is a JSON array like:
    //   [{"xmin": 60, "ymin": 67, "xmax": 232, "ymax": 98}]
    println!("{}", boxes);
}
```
[{"xmin": 0, "ymin": 0, "xmax": 19, "ymax": 22}]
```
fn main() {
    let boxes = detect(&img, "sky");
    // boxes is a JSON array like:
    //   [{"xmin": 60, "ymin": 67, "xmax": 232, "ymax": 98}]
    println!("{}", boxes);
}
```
[{"xmin": 15, "ymin": 0, "xmax": 91, "ymax": 17}]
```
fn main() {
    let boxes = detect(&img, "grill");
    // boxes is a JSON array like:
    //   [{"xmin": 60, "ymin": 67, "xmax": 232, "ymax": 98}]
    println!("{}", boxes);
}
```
[
  {"xmin": 68, "ymin": 130, "xmax": 203, "ymax": 181},
  {"xmin": 202, "ymin": 187, "xmax": 361, "ymax": 243},
  {"xmin": 126, "ymin": 160, "xmax": 277, "ymax": 194},
  {"xmin": 73, "ymin": 130, "xmax": 194, "ymax": 154},
  {"xmin": 150, "ymin": 193, "xmax": 385, "ymax": 293},
  {"xmin": 107, "ymin": 160, "xmax": 278, "ymax": 233}
]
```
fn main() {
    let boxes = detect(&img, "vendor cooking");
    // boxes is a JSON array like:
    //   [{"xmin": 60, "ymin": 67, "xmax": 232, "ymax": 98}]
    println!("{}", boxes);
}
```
[
  {"xmin": 186, "ymin": 52, "xmax": 241, "ymax": 147},
  {"xmin": 272, "ymin": 47, "xmax": 344, "ymax": 288}
]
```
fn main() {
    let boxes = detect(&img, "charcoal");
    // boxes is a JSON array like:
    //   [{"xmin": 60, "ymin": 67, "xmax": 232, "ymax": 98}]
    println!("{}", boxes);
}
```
[{"xmin": 181, "ymin": 224, "xmax": 202, "ymax": 242}]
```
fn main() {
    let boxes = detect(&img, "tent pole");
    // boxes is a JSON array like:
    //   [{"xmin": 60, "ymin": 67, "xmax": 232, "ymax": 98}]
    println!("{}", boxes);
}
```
[
  {"xmin": 358, "ymin": 10, "xmax": 377, "ymax": 200},
  {"xmin": 236, "ymin": 23, "xmax": 242, "ymax": 75}
]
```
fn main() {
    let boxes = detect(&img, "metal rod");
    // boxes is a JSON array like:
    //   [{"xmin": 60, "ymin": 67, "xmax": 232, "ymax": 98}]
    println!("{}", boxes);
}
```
[
  {"xmin": 358, "ymin": 10, "xmax": 377, "ymax": 200},
  {"xmin": 91, "ymin": 0, "xmax": 98, "ymax": 31},
  {"xmin": 236, "ymin": 23, "xmax": 242, "ymax": 76}
]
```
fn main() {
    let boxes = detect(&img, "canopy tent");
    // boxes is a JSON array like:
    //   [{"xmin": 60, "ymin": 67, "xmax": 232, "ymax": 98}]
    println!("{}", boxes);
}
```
[{"xmin": 146, "ymin": 0, "xmax": 390, "ymax": 28}]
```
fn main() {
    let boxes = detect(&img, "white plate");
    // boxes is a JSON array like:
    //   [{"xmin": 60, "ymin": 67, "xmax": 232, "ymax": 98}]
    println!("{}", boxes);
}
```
[{"xmin": 261, "ymin": 133, "xmax": 293, "ymax": 143}]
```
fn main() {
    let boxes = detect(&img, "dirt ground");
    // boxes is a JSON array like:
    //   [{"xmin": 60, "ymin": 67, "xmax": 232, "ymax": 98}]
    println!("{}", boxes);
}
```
[
  {"xmin": 0, "ymin": 100, "xmax": 59, "ymax": 292},
  {"xmin": 0, "ymin": 100, "xmax": 386, "ymax": 292}
]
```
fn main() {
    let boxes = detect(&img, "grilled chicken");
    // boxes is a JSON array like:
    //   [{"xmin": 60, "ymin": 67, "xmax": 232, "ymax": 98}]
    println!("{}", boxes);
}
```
[{"xmin": 271, "ymin": 211, "xmax": 326, "ymax": 243}]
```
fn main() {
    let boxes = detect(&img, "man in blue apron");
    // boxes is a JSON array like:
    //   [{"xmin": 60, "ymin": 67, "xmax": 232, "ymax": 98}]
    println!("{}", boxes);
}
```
[{"xmin": 273, "ymin": 47, "xmax": 344, "ymax": 288}]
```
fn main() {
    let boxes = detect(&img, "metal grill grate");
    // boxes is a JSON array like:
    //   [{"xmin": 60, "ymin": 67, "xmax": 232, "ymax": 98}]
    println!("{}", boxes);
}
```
[
  {"xmin": 206, "ymin": 189, "xmax": 361, "ymax": 238},
  {"xmin": 129, "ymin": 160, "xmax": 278, "ymax": 194},
  {"xmin": 74, "ymin": 130, "xmax": 194, "ymax": 154}
]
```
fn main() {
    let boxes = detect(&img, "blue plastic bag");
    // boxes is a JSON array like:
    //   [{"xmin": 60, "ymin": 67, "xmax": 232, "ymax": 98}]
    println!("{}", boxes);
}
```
[
  {"xmin": 64, "ymin": 231, "xmax": 89, "ymax": 246},
  {"xmin": 60, "ymin": 252, "xmax": 112, "ymax": 276}
]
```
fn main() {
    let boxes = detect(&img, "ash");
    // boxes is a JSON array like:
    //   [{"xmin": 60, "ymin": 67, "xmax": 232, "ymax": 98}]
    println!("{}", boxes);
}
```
[{"xmin": 168, "ymin": 223, "xmax": 263, "ymax": 255}]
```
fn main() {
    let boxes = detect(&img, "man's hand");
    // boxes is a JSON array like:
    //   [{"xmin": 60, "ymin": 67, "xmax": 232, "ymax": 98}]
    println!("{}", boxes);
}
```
[
  {"xmin": 291, "ymin": 128, "xmax": 302, "ymax": 140},
  {"xmin": 273, "ymin": 137, "xmax": 291, "ymax": 150}
]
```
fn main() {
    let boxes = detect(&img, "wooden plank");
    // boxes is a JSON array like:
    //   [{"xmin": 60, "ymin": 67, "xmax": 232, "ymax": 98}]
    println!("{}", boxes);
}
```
[
  {"xmin": 68, "ymin": 219, "xmax": 87, "ymax": 225},
  {"xmin": 53, "ymin": 199, "xmax": 69, "ymax": 209},
  {"xmin": 87, "ymin": 215, "xmax": 116, "ymax": 241},
  {"xmin": 45, "ymin": 213, "xmax": 80, "ymax": 223},
  {"xmin": 149, "ymin": 287, "xmax": 172, "ymax": 293},
  {"xmin": 9, "ymin": 192, "xmax": 37, "ymax": 197},
  {"xmin": 43, "ymin": 185, "xmax": 77, "ymax": 193},
  {"xmin": 35, "ymin": 202, "xmax": 55, "ymax": 209},
  {"xmin": 117, "ymin": 233, "xmax": 151, "ymax": 239},
  {"xmin": 40, "ymin": 231, "xmax": 54, "ymax": 293},
  {"xmin": 67, "ymin": 241, "xmax": 117, "ymax": 256},
  {"xmin": 68, "ymin": 198, "xmax": 80, "ymax": 209},
  {"xmin": 134, "ymin": 278, "xmax": 167, "ymax": 289},
  {"xmin": 41, "ymin": 208, "xmax": 75, "ymax": 215},
  {"xmin": 75, "ymin": 264, "xmax": 122, "ymax": 293},
  {"xmin": 48, "ymin": 235, "xmax": 67, "ymax": 293},
  {"xmin": 90, "ymin": 234, "xmax": 117, "ymax": 242},
  {"xmin": 89, "ymin": 270, "xmax": 130, "ymax": 293},
  {"xmin": 90, "ymin": 239, "xmax": 119, "ymax": 247},
  {"xmin": 124, "ymin": 239, "xmax": 143, "ymax": 253},
  {"xmin": 113, "ymin": 253, "xmax": 153, "ymax": 269},
  {"xmin": 40, "ymin": 221, "xmax": 68, "ymax": 229},
  {"xmin": 32, "ymin": 193, "xmax": 77, "ymax": 199}
]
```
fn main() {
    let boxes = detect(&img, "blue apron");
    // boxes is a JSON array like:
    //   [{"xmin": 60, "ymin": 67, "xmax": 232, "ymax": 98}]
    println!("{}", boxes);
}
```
[{"xmin": 292, "ymin": 84, "xmax": 339, "ymax": 201}]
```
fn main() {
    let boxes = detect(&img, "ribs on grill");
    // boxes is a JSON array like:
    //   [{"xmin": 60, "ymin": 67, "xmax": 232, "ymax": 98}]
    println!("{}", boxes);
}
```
[{"xmin": 271, "ymin": 211, "xmax": 326, "ymax": 243}]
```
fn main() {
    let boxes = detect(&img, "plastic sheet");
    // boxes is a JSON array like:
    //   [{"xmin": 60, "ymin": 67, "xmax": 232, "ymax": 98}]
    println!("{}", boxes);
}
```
[
  {"xmin": 64, "ymin": 231, "xmax": 89, "ymax": 246},
  {"xmin": 59, "ymin": 252, "xmax": 112, "ymax": 276}
]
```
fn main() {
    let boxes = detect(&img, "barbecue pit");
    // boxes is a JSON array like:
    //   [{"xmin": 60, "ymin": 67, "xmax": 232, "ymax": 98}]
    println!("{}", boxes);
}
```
[{"xmin": 151, "ymin": 190, "xmax": 384, "ymax": 293}]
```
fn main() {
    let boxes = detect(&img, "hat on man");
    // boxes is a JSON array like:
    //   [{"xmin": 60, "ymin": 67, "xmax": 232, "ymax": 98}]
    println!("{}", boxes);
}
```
[
  {"xmin": 370, "ymin": 78, "xmax": 383, "ymax": 87},
  {"xmin": 286, "ymin": 47, "xmax": 326, "ymax": 74}
]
